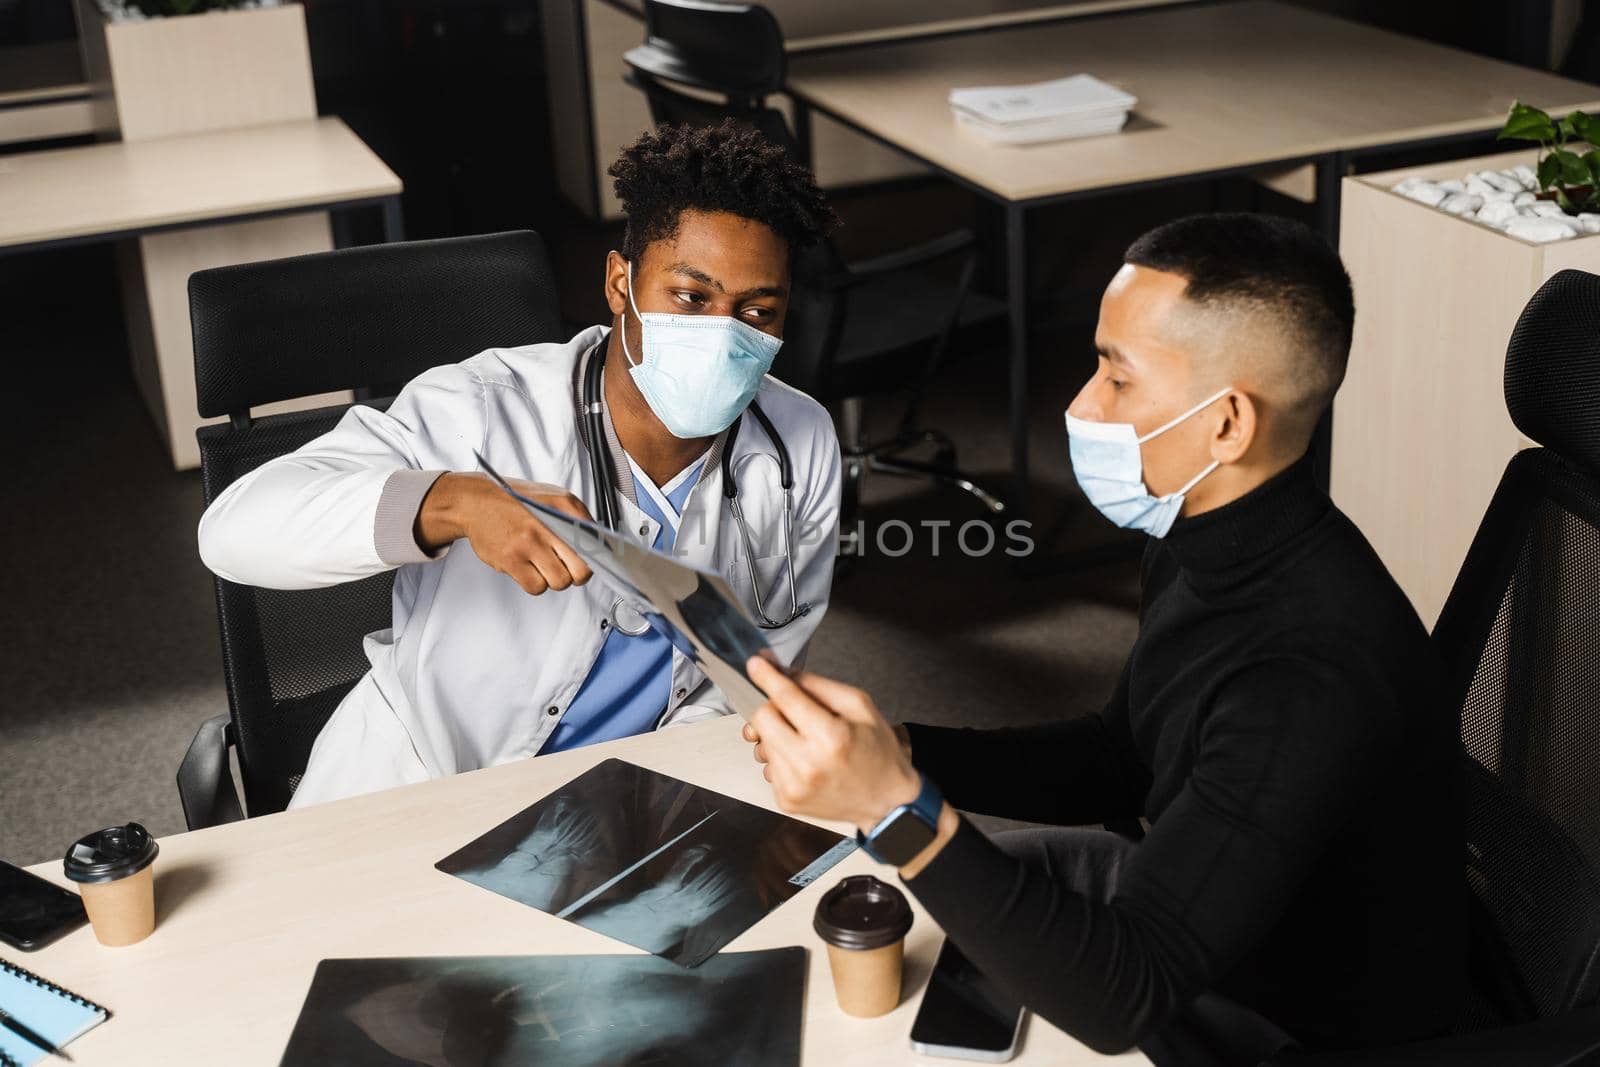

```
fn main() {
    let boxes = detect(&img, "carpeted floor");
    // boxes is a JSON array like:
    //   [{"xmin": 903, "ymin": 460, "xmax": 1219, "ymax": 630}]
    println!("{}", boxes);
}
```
[{"xmin": 0, "ymin": 196, "xmax": 1144, "ymax": 867}]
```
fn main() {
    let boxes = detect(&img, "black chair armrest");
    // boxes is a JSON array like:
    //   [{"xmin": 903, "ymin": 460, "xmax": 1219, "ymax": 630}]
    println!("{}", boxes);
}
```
[
  {"xmin": 176, "ymin": 714, "xmax": 245, "ymax": 830},
  {"xmin": 825, "ymin": 228, "xmax": 977, "ymax": 289},
  {"xmin": 1268, "ymin": 1007, "xmax": 1600, "ymax": 1067}
]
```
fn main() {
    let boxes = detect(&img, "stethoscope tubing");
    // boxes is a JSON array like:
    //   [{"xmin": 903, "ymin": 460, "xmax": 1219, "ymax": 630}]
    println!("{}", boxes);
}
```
[{"xmin": 581, "ymin": 344, "xmax": 805, "ymax": 630}]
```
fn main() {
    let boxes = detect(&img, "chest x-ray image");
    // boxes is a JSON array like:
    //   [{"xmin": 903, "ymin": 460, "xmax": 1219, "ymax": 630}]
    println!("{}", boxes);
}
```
[
  {"xmin": 278, "ymin": 948, "xmax": 805, "ymax": 1067},
  {"xmin": 436, "ymin": 760, "xmax": 853, "ymax": 967}
]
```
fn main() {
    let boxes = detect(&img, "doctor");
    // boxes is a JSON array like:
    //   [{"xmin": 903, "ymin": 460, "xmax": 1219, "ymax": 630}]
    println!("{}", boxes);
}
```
[{"xmin": 198, "ymin": 120, "xmax": 844, "ymax": 807}]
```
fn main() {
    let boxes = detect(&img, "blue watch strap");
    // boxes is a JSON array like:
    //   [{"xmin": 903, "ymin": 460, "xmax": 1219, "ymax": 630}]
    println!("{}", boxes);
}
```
[
  {"xmin": 858, "ymin": 773, "xmax": 944, "ymax": 865},
  {"xmin": 905, "ymin": 772, "xmax": 944, "ymax": 828}
]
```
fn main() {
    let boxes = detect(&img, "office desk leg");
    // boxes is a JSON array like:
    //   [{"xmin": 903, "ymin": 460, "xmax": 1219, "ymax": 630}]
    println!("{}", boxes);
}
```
[
  {"xmin": 382, "ymin": 196, "xmax": 406, "ymax": 244},
  {"xmin": 1005, "ymin": 201, "xmax": 1031, "ymax": 522}
]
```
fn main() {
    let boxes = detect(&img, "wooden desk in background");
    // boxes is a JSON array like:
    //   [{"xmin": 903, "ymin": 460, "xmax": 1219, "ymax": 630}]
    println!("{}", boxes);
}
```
[
  {"xmin": 785, "ymin": 0, "xmax": 1600, "ymax": 532},
  {"xmin": 0, "ymin": 117, "xmax": 403, "ymax": 470},
  {"xmin": 21, "ymin": 716, "xmax": 1148, "ymax": 1065},
  {"xmin": 543, "ymin": 0, "xmax": 1197, "ymax": 219}
]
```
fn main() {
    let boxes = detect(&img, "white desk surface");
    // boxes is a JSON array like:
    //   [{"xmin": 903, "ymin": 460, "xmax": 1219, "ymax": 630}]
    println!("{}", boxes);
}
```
[
  {"xmin": 22, "ymin": 716, "xmax": 1148, "ymax": 1065},
  {"xmin": 785, "ymin": 0, "xmax": 1600, "ymax": 203},
  {"xmin": 0, "ymin": 117, "xmax": 402, "ymax": 250}
]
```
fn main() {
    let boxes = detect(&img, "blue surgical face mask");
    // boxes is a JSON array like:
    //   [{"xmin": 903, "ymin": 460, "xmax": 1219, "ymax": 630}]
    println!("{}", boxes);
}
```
[
  {"xmin": 619, "ymin": 262, "xmax": 783, "ymax": 439},
  {"xmin": 1064, "ymin": 386, "xmax": 1231, "ymax": 538}
]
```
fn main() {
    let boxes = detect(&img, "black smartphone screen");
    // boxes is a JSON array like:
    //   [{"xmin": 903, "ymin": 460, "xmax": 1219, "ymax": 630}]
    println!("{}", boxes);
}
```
[
  {"xmin": 910, "ymin": 938, "xmax": 1023, "ymax": 1054},
  {"xmin": 0, "ymin": 861, "xmax": 87, "ymax": 951}
]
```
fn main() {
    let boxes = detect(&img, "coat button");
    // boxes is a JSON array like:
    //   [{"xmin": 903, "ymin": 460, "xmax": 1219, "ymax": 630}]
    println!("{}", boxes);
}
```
[
  {"xmin": 674, "ymin": 687, "xmax": 687, "ymax": 700},
  {"xmin": 638, "ymin": 522, "xmax": 650, "ymax": 537},
  {"xmin": 599, "ymin": 618, "xmax": 609, "ymax": 630},
  {"xmin": 546, "ymin": 705, "xmax": 559, "ymax": 716}
]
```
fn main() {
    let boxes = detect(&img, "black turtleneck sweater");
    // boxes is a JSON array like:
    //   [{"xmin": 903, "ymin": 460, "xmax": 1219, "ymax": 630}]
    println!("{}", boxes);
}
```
[{"xmin": 903, "ymin": 456, "xmax": 1464, "ymax": 1055}]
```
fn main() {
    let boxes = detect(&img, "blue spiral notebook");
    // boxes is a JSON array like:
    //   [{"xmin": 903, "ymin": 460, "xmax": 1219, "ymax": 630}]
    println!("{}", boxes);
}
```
[{"xmin": 0, "ymin": 957, "xmax": 108, "ymax": 1066}]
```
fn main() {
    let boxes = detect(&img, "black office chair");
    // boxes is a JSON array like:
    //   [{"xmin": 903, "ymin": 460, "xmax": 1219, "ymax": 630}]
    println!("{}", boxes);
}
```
[
  {"xmin": 175, "ymin": 231, "xmax": 563, "ymax": 830},
  {"xmin": 1270, "ymin": 269, "xmax": 1600, "ymax": 1065},
  {"xmin": 623, "ymin": 0, "xmax": 1010, "ymax": 553}
]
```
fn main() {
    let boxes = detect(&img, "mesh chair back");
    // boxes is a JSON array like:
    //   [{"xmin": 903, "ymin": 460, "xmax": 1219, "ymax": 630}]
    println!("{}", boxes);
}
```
[
  {"xmin": 189, "ymin": 232, "xmax": 563, "ymax": 814},
  {"xmin": 622, "ymin": 0, "xmax": 845, "ymax": 397},
  {"xmin": 1433, "ymin": 269, "xmax": 1600, "ymax": 1027}
]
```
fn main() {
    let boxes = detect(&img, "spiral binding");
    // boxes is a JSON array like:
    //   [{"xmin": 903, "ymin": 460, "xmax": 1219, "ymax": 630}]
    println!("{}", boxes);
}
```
[{"xmin": 0, "ymin": 957, "xmax": 108, "ymax": 1018}]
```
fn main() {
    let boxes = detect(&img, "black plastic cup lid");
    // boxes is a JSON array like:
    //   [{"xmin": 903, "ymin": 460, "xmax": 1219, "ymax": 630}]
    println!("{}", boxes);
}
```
[
  {"xmin": 63, "ymin": 822, "xmax": 159, "ymax": 884},
  {"xmin": 813, "ymin": 874, "xmax": 913, "ymax": 951}
]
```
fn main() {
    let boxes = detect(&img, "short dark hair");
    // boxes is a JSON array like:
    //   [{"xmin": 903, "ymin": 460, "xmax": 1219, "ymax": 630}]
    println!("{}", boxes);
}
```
[
  {"xmin": 1124, "ymin": 213, "xmax": 1355, "ymax": 426},
  {"xmin": 609, "ymin": 120, "xmax": 839, "ymax": 264}
]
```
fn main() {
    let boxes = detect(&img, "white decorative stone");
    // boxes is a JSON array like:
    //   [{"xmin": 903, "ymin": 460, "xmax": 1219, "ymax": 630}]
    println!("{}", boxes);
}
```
[
  {"xmin": 1476, "ymin": 199, "xmax": 1520, "ymax": 227},
  {"xmin": 1506, "ymin": 216, "xmax": 1578, "ymax": 242},
  {"xmin": 1390, "ymin": 164, "xmax": 1597, "ymax": 241},
  {"xmin": 1395, "ymin": 180, "xmax": 1447, "ymax": 206},
  {"xmin": 1482, "ymin": 170, "xmax": 1523, "ymax": 193}
]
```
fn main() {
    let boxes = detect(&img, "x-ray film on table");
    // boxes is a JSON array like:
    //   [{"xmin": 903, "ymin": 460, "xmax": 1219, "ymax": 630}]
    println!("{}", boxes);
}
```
[
  {"xmin": 436, "ymin": 759, "xmax": 854, "ymax": 967},
  {"xmin": 278, "ymin": 947, "xmax": 806, "ymax": 1067},
  {"xmin": 474, "ymin": 452, "xmax": 775, "ymax": 719}
]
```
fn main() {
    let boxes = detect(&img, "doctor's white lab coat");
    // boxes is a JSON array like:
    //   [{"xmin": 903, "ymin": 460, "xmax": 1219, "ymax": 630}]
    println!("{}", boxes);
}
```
[{"xmin": 197, "ymin": 326, "xmax": 842, "ymax": 808}]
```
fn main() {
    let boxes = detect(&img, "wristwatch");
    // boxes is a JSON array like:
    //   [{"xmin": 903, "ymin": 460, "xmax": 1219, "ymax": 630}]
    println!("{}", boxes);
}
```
[{"xmin": 857, "ymin": 773, "xmax": 944, "ymax": 866}]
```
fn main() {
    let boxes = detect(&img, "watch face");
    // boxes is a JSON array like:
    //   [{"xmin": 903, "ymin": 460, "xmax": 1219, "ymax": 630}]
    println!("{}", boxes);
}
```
[{"xmin": 872, "ymin": 810, "xmax": 938, "ymax": 866}]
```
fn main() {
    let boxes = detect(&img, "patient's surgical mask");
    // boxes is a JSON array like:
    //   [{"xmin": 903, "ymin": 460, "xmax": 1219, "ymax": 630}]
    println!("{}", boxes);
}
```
[
  {"xmin": 620, "ymin": 262, "xmax": 782, "ymax": 439},
  {"xmin": 1064, "ymin": 386, "xmax": 1231, "ymax": 538}
]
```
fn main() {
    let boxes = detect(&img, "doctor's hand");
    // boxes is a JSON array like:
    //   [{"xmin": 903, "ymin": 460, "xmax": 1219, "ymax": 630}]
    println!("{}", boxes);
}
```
[
  {"xmin": 416, "ymin": 472, "xmax": 595, "ymax": 596},
  {"xmin": 743, "ymin": 657, "xmax": 921, "ymax": 834}
]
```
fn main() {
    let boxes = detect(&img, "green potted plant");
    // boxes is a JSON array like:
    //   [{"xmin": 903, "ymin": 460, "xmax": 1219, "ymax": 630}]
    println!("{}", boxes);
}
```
[{"xmin": 1497, "ymin": 101, "xmax": 1600, "ymax": 215}]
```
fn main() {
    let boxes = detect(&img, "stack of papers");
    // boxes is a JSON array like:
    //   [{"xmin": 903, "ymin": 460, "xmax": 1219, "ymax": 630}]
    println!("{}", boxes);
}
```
[{"xmin": 949, "ymin": 74, "xmax": 1136, "ymax": 145}]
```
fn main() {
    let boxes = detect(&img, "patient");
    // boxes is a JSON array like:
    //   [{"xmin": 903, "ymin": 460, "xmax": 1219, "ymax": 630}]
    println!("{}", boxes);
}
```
[{"xmin": 743, "ymin": 214, "xmax": 1465, "ymax": 1064}]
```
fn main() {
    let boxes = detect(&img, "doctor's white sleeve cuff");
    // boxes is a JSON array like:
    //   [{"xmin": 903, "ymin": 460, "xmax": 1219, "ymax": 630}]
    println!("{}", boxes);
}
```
[{"xmin": 374, "ymin": 469, "xmax": 451, "ymax": 565}]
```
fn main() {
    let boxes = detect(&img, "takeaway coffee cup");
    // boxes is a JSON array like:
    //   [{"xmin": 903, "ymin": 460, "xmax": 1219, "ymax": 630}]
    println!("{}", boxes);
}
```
[
  {"xmin": 812, "ymin": 874, "xmax": 914, "ymax": 1017},
  {"xmin": 63, "ymin": 822, "xmax": 160, "ymax": 947}
]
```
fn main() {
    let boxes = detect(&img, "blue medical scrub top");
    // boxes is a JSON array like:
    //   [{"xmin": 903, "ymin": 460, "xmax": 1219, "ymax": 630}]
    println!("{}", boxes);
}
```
[{"xmin": 539, "ymin": 455, "xmax": 706, "ymax": 754}]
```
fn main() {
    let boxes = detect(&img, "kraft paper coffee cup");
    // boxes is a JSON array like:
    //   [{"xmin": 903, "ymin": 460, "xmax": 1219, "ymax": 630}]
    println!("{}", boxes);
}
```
[
  {"xmin": 813, "ymin": 874, "xmax": 914, "ymax": 1017},
  {"xmin": 63, "ymin": 822, "xmax": 159, "ymax": 947}
]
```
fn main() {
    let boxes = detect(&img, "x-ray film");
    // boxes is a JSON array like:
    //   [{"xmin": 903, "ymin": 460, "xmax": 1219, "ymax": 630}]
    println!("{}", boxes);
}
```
[
  {"xmin": 279, "ymin": 948, "xmax": 806, "ymax": 1066},
  {"xmin": 473, "ymin": 451, "xmax": 775, "ymax": 719},
  {"xmin": 437, "ymin": 760, "xmax": 854, "ymax": 968}
]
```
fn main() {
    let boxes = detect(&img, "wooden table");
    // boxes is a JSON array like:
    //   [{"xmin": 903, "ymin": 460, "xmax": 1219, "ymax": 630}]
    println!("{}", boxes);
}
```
[
  {"xmin": 551, "ymin": 0, "xmax": 1199, "ymax": 218},
  {"xmin": 0, "ymin": 117, "xmax": 401, "ymax": 255},
  {"xmin": 0, "ymin": 116, "xmax": 403, "ymax": 469},
  {"xmin": 785, "ymin": 0, "xmax": 1600, "ymax": 533},
  {"xmin": 20, "ymin": 717, "xmax": 1148, "ymax": 1065}
]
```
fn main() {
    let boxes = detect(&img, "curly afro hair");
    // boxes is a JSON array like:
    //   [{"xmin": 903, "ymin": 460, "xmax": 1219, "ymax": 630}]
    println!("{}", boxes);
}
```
[{"xmin": 609, "ymin": 120, "xmax": 839, "ymax": 264}]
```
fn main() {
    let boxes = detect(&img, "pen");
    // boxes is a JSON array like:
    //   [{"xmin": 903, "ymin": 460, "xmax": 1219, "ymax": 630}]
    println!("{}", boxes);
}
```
[{"xmin": 0, "ymin": 1008, "xmax": 69, "ymax": 1062}]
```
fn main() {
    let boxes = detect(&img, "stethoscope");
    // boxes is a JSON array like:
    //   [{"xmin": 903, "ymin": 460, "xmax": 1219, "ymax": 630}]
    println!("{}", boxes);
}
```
[{"xmin": 581, "ymin": 345, "xmax": 808, "ymax": 633}]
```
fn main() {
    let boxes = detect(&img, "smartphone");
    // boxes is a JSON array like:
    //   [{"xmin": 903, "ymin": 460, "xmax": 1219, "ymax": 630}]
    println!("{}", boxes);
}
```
[
  {"xmin": 910, "ymin": 938, "xmax": 1026, "ymax": 1062},
  {"xmin": 0, "ymin": 860, "xmax": 87, "ymax": 951}
]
